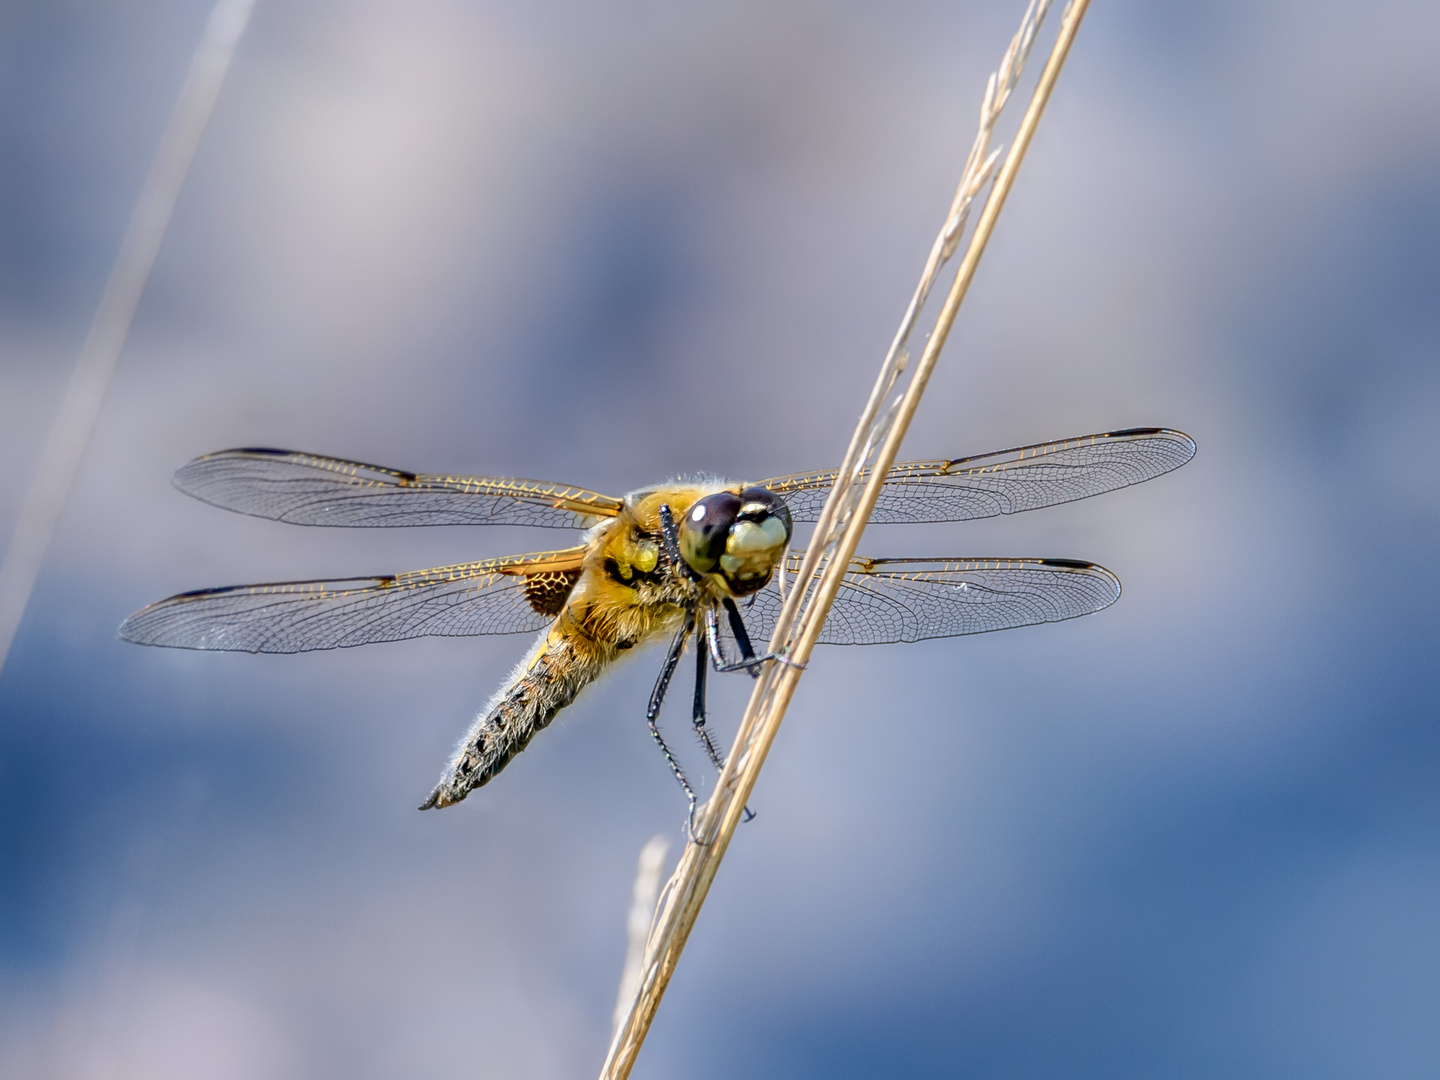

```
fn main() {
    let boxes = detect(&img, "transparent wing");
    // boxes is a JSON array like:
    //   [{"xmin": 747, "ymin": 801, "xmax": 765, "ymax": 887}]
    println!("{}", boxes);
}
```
[
  {"xmin": 173, "ymin": 448, "xmax": 625, "ymax": 529},
  {"xmin": 760, "ymin": 427, "xmax": 1195, "ymax": 524},
  {"xmin": 726, "ymin": 552, "xmax": 1121, "ymax": 647},
  {"xmin": 119, "ymin": 548, "xmax": 587, "ymax": 653}
]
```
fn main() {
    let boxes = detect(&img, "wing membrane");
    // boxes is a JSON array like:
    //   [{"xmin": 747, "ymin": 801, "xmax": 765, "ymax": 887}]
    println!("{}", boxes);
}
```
[
  {"xmin": 119, "ymin": 548, "xmax": 587, "ymax": 653},
  {"xmin": 729, "ymin": 552, "xmax": 1121, "ymax": 647},
  {"xmin": 761, "ymin": 427, "xmax": 1195, "ymax": 524},
  {"xmin": 173, "ymin": 448, "xmax": 624, "ymax": 529}
]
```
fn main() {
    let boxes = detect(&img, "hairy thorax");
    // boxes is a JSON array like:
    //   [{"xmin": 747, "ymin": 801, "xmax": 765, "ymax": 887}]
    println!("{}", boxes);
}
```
[{"xmin": 549, "ymin": 483, "xmax": 772, "ymax": 661}]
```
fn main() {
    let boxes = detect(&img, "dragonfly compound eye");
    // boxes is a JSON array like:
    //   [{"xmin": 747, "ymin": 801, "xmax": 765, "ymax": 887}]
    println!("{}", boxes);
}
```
[
  {"xmin": 718, "ymin": 487, "xmax": 793, "ymax": 590},
  {"xmin": 679, "ymin": 491, "xmax": 743, "ymax": 574}
]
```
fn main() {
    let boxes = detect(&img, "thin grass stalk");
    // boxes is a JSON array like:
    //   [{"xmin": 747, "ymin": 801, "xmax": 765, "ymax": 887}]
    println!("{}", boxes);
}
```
[
  {"xmin": 770, "ymin": 0, "xmax": 1051, "ymax": 655},
  {"xmin": 0, "ymin": 0, "xmax": 256, "ymax": 675},
  {"xmin": 598, "ymin": 3, "xmax": 1090, "ymax": 1076},
  {"xmin": 793, "ymin": 0, "xmax": 1088, "ymax": 666}
]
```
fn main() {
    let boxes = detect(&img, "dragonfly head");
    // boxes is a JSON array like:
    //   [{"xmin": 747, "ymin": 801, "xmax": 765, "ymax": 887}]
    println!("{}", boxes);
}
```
[{"xmin": 679, "ymin": 487, "xmax": 792, "ymax": 594}]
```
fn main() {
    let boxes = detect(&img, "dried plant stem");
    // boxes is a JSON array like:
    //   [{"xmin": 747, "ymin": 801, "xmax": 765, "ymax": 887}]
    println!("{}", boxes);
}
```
[
  {"xmin": 0, "ymin": 0, "xmax": 256, "ymax": 675},
  {"xmin": 599, "ymin": 2, "xmax": 1091, "ymax": 1076},
  {"xmin": 612, "ymin": 835, "xmax": 672, "ymax": 1034}
]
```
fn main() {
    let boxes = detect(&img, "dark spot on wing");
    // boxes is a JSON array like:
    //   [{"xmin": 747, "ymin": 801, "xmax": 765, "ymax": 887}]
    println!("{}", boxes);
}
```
[{"xmin": 523, "ymin": 569, "xmax": 582, "ymax": 617}]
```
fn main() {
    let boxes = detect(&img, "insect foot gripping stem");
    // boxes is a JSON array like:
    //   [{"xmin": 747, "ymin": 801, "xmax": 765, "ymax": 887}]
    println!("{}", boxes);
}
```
[{"xmin": 419, "ymin": 631, "xmax": 606, "ymax": 810}]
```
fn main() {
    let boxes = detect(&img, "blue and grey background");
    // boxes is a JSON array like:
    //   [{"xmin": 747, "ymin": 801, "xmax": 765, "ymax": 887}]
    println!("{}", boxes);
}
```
[{"xmin": 2, "ymin": 1, "xmax": 1438, "ymax": 1076}]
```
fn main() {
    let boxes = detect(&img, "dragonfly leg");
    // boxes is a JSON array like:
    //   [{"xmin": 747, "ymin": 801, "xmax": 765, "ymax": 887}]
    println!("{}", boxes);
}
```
[
  {"xmin": 724, "ymin": 597, "xmax": 757, "ymax": 674},
  {"xmin": 692, "ymin": 618, "xmax": 757, "ymax": 824},
  {"xmin": 648, "ymin": 609, "xmax": 698, "ymax": 822},
  {"xmin": 705, "ymin": 599, "xmax": 806, "ymax": 676},
  {"xmin": 691, "ymin": 628, "xmax": 725, "ymax": 770}
]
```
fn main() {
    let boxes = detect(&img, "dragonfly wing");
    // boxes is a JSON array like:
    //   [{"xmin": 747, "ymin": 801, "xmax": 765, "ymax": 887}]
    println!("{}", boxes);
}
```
[
  {"xmin": 728, "ymin": 552, "xmax": 1121, "ymax": 648},
  {"xmin": 761, "ymin": 427, "xmax": 1195, "ymax": 524},
  {"xmin": 119, "ymin": 548, "xmax": 587, "ymax": 653},
  {"xmin": 173, "ymin": 448, "xmax": 625, "ymax": 529}
]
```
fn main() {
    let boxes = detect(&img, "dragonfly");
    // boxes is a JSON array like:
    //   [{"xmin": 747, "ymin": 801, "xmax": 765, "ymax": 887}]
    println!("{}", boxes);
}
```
[{"xmin": 120, "ymin": 426, "xmax": 1195, "ymax": 813}]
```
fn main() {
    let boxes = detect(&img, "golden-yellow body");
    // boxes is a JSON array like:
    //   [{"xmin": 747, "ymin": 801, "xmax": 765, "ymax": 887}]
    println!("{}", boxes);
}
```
[
  {"xmin": 118, "ymin": 426, "xmax": 1191, "ymax": 811},
  {"xmin": 424, "ymin": 483, "xmax": 760, "ymax": 809}
]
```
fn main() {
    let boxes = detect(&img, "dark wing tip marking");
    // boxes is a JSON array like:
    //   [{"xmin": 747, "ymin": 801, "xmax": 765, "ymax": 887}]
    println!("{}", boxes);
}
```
[
  {"xmin": 1036, "ymin": 557, "xmax": 1098, "ymax": 570},
  {"xmin": 1114, "ymin": 426, "xmax": 1197, "ymax": 459},
  {"xmin": 942, "ymin": 425, "xmax": 1197, "ymax": 470},
  {"xmin": 1101, "ymin": 425, "xmax": 1197, "ymax": 450},
  {"xmin": 173, "ymin": 447, "xmax": 419, "ymax": 487}
]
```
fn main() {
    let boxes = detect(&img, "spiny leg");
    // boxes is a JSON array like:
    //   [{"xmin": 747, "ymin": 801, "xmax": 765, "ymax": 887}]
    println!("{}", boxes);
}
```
[
  {"xmin": 648, "ymin": 610, "xmax": 697, "ymax": 815},
  {"xmin": 694, "ymin": 630, "xmax": 748, "ymax": 783},
  {"xmin": 704, "ymin": 605, "xmax": 758, "ymax": 675},
  {"xmin": 691, "ymin": 626, "xmax": 726, "ymax": 771},
  {"xmin": 696, "ymin": 614, "xmax": 757, "ymax": 822}
]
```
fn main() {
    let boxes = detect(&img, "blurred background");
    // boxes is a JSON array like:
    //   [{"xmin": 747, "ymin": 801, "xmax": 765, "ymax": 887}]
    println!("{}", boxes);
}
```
[{"xmin": 2, "ymin": 0, "xmax": 1438, "ymax": 1076}]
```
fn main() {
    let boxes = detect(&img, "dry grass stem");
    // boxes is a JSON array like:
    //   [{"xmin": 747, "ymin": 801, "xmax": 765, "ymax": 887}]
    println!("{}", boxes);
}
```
[
  {"xmin": 612, "ymin": 836, "xmax": 672, "ymax": 1034},
  {"xmin": 0, "ymin": 0, "xmax": 256, "ymax": 674},
  {"xmin": 599, "ymin": 2, "xmax": 1092, "ymax": 1076}
]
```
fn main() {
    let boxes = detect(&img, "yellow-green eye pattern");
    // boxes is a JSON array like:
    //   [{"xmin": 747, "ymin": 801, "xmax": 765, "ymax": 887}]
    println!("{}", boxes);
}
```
[
  {"xmin": 726, "ymin": 515, "xmax": 788, "ymax": 557},
  {"xmin": 677, "ymin": 487, "xmax": 792, "ymax": 592}
]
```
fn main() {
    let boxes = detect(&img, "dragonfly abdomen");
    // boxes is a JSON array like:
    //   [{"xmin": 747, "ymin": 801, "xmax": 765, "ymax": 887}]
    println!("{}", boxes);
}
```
[{"xmin": 420, "ymin": 626, "xmax": 610, "ymax": 809}]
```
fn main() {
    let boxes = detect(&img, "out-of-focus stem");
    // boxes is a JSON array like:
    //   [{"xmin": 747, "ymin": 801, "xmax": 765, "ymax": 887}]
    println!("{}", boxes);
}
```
[
  {"xmin": 612, "ymin": 835, "xmax": 671, "ymax": 1034},
  {"xmin": 0, "ymin": 0, "xmax": 257, "ymax": 675}
]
